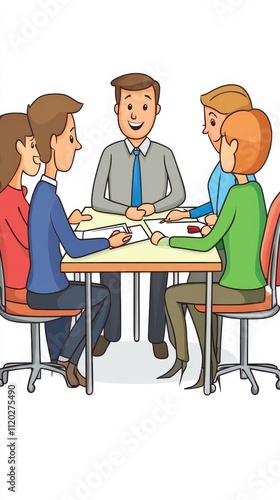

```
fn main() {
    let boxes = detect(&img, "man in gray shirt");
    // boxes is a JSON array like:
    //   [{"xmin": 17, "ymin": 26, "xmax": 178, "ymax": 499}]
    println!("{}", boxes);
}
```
[{"xmin": 92, "ymin": 73, "xmax": 185, "ymax": 359}]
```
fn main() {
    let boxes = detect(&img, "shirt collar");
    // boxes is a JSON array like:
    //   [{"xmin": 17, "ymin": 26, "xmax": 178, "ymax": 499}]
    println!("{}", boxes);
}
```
[
  {"xmin": 125, "ymin": 137, "xmax": 151, "ymax": 156},
  {"xmin": 41, "ymin": 175, "xmax": 57, "ymax": 187}
]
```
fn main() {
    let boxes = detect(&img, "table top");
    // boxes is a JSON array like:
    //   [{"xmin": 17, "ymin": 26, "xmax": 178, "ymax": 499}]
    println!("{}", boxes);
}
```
[{"xmin": 61, "ymin": 208, "xmax": 222, "ymax": 273}]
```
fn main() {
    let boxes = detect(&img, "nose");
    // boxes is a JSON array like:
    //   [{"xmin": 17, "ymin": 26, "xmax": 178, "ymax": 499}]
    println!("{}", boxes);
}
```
[
  {"xmin": 75, "ymin": 139, "xmax": 82, "ymax": 150},
  {"xmin": 202, "ymin": 126, "xmax": 208, "ymax": 135},
  {"xmin": 131, "ymin": 111, "xmax": 137, "ymax": 120}
]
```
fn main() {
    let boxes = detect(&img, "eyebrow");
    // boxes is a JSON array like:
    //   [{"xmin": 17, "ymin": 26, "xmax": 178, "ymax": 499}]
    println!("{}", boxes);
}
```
[
  {"xmin": 144, "ymin": 95, "xmax": 152, "ymax": 100},
  {"xmin": 28, "ymin": 137, "xmax": 34, "ymax": 141},
  {"xmin": 70, "ymin": 127, "xmax": 75, "ymax": 132},
  {"xmin": 124, "ymin": 95, "xmax": 131, "ymax": 99},
  {"xmin": 209, "ymin": 112, "xmax": 217, "ymax": 118}
]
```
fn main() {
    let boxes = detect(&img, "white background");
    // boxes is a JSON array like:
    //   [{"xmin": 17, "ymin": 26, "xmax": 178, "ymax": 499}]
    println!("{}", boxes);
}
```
[{"xmin": 1, "ymin": 1, "xmax": 280, "ymax": 499}]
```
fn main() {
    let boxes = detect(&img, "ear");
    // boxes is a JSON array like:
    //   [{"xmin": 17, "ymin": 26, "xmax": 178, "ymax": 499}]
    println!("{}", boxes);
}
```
[
  {"xmin": 156, "ymin": 104, "xmax": 161, "ymax": 115},
  {"xmin": 16, "ymin": 140, "xmax": 25, "ymax": 155},
  {"xmin": 230, "ymin": 139, "xmax": 238, "ymax": 154},
  {"xmin": 50, "ymin": 134, "xmax": 57, "ymax": 149},
  {"xmin": 114, "ymin": 104, "xmax": 119, "ymax": 115}
]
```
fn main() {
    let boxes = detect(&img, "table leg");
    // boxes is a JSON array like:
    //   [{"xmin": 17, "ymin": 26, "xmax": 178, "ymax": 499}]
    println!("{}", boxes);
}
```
[
  {"xmin": 134, "ymin": 272, "xmax": 140, "ymax": 342},
  {"xmin": 204, "ymin": 271, "xmax": 213, "ymax": 396},
  {"xmin": 173, "ymin": 272, "xmax": 179, "ymax": 285},
  {"xmin": 85, "ymin": 272, "xmax": 93, "ymax": 395}
]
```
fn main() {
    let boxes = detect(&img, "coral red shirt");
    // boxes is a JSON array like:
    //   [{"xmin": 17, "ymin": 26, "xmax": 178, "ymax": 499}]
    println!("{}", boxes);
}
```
[{"xmin": 0, "ymin": 185, "xmax": 30, "ymax": 289}]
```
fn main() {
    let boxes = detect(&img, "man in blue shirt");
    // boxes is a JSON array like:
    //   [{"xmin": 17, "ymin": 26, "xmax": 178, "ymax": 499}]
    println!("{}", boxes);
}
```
[{"xmin": 27, "ymin": 93, "xmax": 131, "ymax": 387}]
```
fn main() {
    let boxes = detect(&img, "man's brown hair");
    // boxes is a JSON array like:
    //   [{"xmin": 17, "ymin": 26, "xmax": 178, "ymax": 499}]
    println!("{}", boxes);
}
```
[
  {"xmin": 27, "ymin": 93, "xmax": 83, "ymax": 163},
  {"xmin": 111, "ymin": 73, "xmax": 160, "ymax": 104},
  {"xmin": 201, "ymin": 84, "xmax": 252, "ymax": 114},
  {"xmin": 0, "ymin": 113, "xmax": 32, "ymax": 192}
]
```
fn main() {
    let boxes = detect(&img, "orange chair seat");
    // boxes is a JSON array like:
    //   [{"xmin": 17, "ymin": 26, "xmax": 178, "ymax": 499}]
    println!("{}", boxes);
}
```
[
  {"xmin": 5, "ymin": 301, "xmax": 81, "ymax": 317},
  {"xmin": 194, "ymin": 290, "xmax": 272, "ymax": 314},
  {"xmin": 5, "ymin": 287, "xmax": 81, "ymax": 317}
]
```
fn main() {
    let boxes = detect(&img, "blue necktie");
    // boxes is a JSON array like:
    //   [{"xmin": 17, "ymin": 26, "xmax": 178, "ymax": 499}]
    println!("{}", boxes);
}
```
[{"xmin": 131, "ymin": 148, "xmax": 142, "ymax": 206}]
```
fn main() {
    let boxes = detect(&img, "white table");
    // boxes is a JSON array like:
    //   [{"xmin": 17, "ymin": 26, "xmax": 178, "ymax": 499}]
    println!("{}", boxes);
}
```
[{"xmin": 61, "ymin": 209, "xmax": 221, "ymax": 395}]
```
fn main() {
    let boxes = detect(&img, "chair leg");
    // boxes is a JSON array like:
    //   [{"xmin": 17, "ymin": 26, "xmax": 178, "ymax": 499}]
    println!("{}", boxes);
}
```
[
  {"xmin": 240, "ymin": 319, "xmax": 248, "ymax": 379},
  {"xmin": 217, "ymin": 316, "xmax": 223, "ymax": 364},
  {"xmin": 0, "ymin": 323, "xmax": 70, "ymax": 391},
  {"xmin": 27, "ymin": 324, "xmax": 41, "ymax": 392}
]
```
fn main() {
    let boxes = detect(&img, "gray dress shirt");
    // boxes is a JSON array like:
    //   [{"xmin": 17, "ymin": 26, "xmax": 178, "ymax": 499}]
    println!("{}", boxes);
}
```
[{"xmin": 92, "ymin": 138, "xmax": 185, "ymax": 214}]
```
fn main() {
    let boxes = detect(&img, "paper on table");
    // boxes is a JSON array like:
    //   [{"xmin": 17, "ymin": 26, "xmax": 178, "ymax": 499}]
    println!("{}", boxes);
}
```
[
  {"xmin": 144, "ymin": 219, "xmax": 205, "ymax": 238},
  {"xmin": 75, "ymin": 223, "xmax": 129, "ymax": 240},
  {"xmin": 126, "ymin": 224, "xmax": 149, "ymax": 244}
]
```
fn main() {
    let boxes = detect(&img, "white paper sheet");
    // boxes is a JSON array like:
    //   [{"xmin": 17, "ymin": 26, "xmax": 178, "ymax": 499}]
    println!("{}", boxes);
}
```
[
  {"xmin": 75, "ymin": 223, "xmax": 128, "ymax": 240},
  {"xmin": 144, "ymin": 219, "xmax": 205, "ymax": 238}
]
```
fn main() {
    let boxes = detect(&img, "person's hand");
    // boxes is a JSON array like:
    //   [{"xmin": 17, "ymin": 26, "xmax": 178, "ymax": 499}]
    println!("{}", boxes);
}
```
[
  {"xmin": 205, "ymin": 214, "xmax": 218, "ymax": 226},
  {"xmin": 164, "ymin": 209, "xmax": 190, "ymax": 222},
  {"xmin": 138, "ymin": 203, "xmax": 155, "ymax": 216},
  {"xmin": 151, "ymin": 231, "xmax": 165, "ymax": 245},
  {"xmin": 125, "ymin": 206, "xmax": 146, "ymax": 221},
  {"xmin": 109, "ymin": 230, "xmax": 132, "ymax": 248},
  {"xmin": 201, "ymin": 225, "xmax": 212, "ymax": 237},
  {"xmin": 68, "ymin": 209, "xmax": 92, "ymax": 224}
]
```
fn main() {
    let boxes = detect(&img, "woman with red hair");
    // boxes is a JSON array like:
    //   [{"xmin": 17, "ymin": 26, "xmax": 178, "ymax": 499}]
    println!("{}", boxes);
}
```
[{"xmin": 151, "ymin": 109, "xmax": 272, "ymax": 387}]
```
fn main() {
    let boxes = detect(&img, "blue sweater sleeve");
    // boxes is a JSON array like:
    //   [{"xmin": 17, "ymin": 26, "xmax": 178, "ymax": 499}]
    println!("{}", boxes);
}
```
[
  {"xmin": 51, "ymin": 197, "xmax": 109, "ymax": 258},
  {"xmin": 189, "ymin": 201, "xmax": 213, "ymax": 219}
]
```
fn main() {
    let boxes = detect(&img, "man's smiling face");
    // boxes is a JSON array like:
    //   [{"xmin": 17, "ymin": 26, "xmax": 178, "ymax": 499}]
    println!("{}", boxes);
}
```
[{"xmin": 115, "ymin": 86, "xmax": 160, "ymax": 141}]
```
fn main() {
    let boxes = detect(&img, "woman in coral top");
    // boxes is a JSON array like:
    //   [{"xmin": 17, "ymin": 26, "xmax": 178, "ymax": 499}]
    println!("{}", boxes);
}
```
[{"xmin": 0, "ymin": 113, "xmax": 41, "ymax": 303}]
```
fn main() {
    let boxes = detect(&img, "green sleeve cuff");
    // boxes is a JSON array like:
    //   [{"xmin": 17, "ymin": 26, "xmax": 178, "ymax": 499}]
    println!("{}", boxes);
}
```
[{"xmin": 158, "ymin": 237, "xmax": 170, "ymax": 247}]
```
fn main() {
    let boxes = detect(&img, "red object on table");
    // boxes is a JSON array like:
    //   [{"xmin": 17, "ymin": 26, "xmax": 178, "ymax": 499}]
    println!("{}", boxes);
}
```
[{"xmin": 187, "ymin": 225, "xmax": 201, "ymax": 234}]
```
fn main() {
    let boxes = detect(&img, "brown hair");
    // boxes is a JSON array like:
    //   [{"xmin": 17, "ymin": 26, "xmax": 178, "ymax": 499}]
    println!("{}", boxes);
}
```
[
  {"xmin": 201, "ymin": 84, "xmax": 252, "ymax": 114},
  {"xmin": 221, "ymin": 109, "xmax": 272, "ymax": 175},
  {"xmin": 111, "ymin": 73, "xmax": 160, "ymax": 104},
  {"xmin": 0, "ymin": 113, "xmax": 32, "ymax": 192},
  {"xmin": 27, "ymin": 94, "xmax": 83, "ymax": 163}
]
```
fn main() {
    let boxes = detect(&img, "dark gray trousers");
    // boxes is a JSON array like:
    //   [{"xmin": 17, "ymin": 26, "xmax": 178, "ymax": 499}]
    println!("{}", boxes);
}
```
[{"xmin": 100, "ymin": 271, "xmax": 168, "ymax": 343}]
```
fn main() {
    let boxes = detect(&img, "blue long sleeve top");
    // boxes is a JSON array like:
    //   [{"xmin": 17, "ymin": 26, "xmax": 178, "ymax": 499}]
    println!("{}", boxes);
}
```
[
  {"xmin": 27, "ymin": 177, "xmax": 109, "ymax": 293},
  {"xmin": 189, "ymin": 162, "xmax": 255, "ymax": 218}
]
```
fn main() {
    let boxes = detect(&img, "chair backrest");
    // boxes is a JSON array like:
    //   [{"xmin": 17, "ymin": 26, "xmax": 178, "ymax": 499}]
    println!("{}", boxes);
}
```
[
  {"xmin": 0, "ymin": 253, "xmax": 6, "ymax": 310},
  {"xmin": 261, "ymin": 194, "xmax": 280, "ymax": 308}
]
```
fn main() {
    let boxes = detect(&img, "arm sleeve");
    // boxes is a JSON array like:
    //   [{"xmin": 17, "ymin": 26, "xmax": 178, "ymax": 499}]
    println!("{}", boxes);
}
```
[
  {"xmin": 153, "ymin": 148, "xmax": 186, "ymax": 212},
  {"xmin": 5, "ymin": 207, "xmax": 29, "ymax": 250},
  {"xmin": 51, "ymin": 197, "xmax": 109, "ymax": 258},
  {"xmin": 189, "ymin": 202, "xmax": 213, "ymax": 219},
  {"xmin": 91, "ymin": 147, "xmax": 129, "ymax": 215},
  {"xmin": 169, "ymin": 189, "xmax": 236, "ymax": 252}
]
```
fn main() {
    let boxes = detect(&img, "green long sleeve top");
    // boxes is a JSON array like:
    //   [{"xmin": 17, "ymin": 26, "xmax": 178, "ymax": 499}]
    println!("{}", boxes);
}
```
[{"xmin": 159, "ymin": 182, "xmax": 267, "ymax": 290}]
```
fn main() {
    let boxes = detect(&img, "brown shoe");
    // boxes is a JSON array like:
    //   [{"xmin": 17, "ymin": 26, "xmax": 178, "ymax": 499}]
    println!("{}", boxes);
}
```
[
  {"xmin": 92, "ymin": 335, "xmax": 110, "ymax": 357},
  {"xmin": 74, "ymin": 366, "xmax": 86, "ymax": 387},
  {"xmin": 152, "ymin": 341, "xmax": 169, "ymax": 359},
  {"xmin": 57, "ymin": 360, "xmax": 79, "ymax": 388}
]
